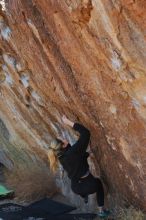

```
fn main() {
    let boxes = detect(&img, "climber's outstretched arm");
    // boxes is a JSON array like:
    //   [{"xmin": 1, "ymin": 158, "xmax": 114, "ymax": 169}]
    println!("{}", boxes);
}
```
[
  {"xmin": 62, "ymin": 115, "xmax": 90, "ymax": 153},
  {"xmin": 62, "ymin": 115, "xmax": 74, "ymax": 128}
]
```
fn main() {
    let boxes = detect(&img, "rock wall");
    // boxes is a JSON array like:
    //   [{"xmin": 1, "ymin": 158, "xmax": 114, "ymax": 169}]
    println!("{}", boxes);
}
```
[{"xmin": 0, "ymin": 0, "xmax": 146, "ymax": 210}]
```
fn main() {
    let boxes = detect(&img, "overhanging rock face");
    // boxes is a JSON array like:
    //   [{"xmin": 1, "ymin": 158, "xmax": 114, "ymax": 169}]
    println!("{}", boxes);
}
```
[{"xmin": 0, "ymin": 0, "xmax": 146, "ymax": 210}]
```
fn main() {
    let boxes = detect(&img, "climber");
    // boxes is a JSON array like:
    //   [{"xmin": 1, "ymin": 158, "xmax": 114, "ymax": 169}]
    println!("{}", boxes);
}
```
[{"xmin": 48, "ymin": 115, "xmax": 110, "ymax": 218}]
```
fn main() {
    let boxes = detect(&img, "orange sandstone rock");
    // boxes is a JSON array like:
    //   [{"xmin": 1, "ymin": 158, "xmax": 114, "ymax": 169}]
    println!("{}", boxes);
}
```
[{"xmin": 0, "ymin": 0, "xmax": 146, "ymax": 209}]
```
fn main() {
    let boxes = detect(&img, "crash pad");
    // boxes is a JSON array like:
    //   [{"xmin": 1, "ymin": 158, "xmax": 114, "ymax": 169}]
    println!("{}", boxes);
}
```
[
  {"xmin": 0, "ymin": 203, "xmax": 24, "ymax": 220},
  {"xmin": 26, "ymin": 197, "xmax": 76, "ymax": 216},
  {"xmin": 0, "ymin": 198, "xmax": 76, "ymax": 220}
]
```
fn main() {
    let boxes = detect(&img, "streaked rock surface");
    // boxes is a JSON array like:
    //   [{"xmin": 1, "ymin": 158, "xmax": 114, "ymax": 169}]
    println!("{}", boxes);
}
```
[{"xmin": 0, "ymin": 0, "xmax": 146, "ymax": 210}]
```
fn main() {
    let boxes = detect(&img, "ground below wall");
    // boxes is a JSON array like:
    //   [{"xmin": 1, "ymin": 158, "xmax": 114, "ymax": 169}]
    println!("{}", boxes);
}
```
[{"xmin": 0, "ymin": 0, "xmax": 146, "ymax": 211}]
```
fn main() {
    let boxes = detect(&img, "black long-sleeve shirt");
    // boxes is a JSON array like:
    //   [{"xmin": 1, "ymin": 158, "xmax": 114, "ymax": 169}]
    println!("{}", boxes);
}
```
[{"xmin": 58, "ymin": 123, "xmax": 90, "ymax": 181}]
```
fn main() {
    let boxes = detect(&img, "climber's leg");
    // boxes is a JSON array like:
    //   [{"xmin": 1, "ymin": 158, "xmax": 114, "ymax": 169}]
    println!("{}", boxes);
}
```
[
  {"xmin": 95, "ymin": 177, "xmax": 104, "ymax": 207},
  {"xmin": 80, "ymin": 194, "xmax": 88, "ymax": 203},
  {"xmin": 71, "ymin": 173, "xmax": 111, "ymax": 217},
  {"xmin": 71, "ymin": 173, "xmax": 105, "ymax": 206},
  {"xmin": 94, "ymin": 178, "xmax": 111, "ymax": 218}
]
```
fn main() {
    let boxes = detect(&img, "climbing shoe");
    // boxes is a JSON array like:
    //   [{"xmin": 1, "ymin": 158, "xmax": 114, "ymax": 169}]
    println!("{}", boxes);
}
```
[{"xmin": 97, "ymin": 209, "xmax": 111, "ymax": 219}]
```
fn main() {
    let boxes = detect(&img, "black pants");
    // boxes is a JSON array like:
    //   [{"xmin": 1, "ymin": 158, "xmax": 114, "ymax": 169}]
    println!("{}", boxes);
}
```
[{"xmin": 71, "ymin": 173, "xmax": 104, "ymax": 207}]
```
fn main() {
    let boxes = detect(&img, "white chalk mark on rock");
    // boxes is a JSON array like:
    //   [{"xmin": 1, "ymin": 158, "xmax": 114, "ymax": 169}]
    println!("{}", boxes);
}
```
[
  {"xmin": 1, "ymin": 26, "xmax": 11, "ymax": 40},
  {"xmin": 1, "ymin": 64, "xmax": 13, "ymax": 85},
  {"xmin": 0, "ymin": 0, "xmax": 6, "ymax": 11},
  {"xmin": 109, "ymin": 104, "xmax": 117, "ymax": 115},
  {"xmin": 5, "ymin": 72, "xmax": 13, "ymax": 85},
  {"xmin": 111, "ymin": 51, "xmax": 122, "ymax": 71},
  {"xmin": 132, "ymin": 98, "xmax": 141, "ymax": 110},
  {"xmin": 3, "ymin": 54, "xmax": 16, "ymax": 70},
  {"xmin": 31, "ymin": 90, "xmax": 42, "ymax": 104},
  {"xmin": 20, "ymin": 74, "xmax": 30, "ymax": 88}
]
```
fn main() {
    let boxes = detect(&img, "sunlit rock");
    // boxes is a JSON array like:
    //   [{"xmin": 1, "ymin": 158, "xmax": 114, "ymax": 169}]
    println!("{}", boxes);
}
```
[{"xmin": 0, "ymin": 0, "xmax": 145, "ymax": 211}]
